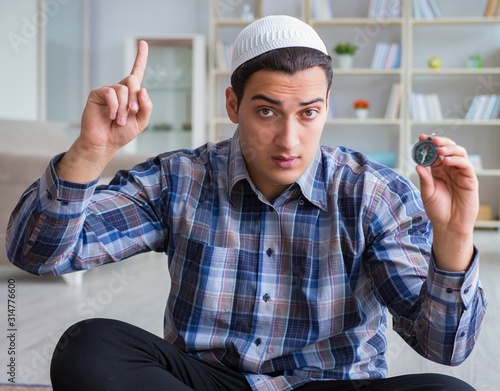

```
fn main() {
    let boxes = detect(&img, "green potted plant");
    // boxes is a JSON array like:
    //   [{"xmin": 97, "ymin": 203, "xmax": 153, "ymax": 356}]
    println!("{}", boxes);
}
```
[{"xmin": 333, "ymin": 42, "xmax": 358, "ymax": 69}]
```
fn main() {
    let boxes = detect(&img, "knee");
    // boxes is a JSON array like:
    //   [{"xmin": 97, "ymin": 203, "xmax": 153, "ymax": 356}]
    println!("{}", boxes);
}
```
[
  {"xmin": 50, "ymin": 318, "xmax": 119, "ymax": 387},
  {"xmin": 51, "ymin": 318, "xmax": 109, "ymax": 363},
  {"xmin": 424, "ymin": 373, "xmax": 476, "ymax": 391}
]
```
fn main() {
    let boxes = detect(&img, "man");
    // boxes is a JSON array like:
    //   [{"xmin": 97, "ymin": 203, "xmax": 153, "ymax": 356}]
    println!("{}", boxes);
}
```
[{"xmin": 7, "ymin": 15, "xmax": 486, "ymax": 391}]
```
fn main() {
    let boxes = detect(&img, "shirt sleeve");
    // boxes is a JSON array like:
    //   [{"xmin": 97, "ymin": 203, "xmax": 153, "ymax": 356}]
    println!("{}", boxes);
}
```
[
  {"xmin": 6, "ymin": 153, "xmax": 167, "ymax": 276},
  {"xmin": 420, "ymin": 249, "xmax": 487, "ymax": 365},
  {"xmin": 365, "ymin": 173, "xmax": 487, "ymax": 367}
]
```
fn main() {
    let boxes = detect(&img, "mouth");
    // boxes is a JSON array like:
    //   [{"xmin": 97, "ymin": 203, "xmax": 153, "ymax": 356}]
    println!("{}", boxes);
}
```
[{"xmin": 272, "ymin": 155, "xmax": 299, "ymax": 168}]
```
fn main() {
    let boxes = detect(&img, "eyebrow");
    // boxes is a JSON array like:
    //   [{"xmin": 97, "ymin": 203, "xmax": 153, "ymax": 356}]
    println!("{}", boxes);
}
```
[{"xmin": 251, "ymin": 94, "xmax": 325, "ymax": 107}]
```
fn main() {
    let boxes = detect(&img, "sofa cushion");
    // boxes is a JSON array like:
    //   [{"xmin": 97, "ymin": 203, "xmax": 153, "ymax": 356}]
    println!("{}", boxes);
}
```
[
  {"xmin": 0, "ymin": 119, "xmax": 70, "ymax": 154},
  {"xmin": 0, "ymin": 120, "xmax": 151, "ymax": 267}
]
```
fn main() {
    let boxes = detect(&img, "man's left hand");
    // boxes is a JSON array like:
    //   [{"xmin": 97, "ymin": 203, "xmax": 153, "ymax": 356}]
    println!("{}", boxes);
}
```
[{"xmin": 416, "ymin": 134, "xmax": 479, "ymax": 271}]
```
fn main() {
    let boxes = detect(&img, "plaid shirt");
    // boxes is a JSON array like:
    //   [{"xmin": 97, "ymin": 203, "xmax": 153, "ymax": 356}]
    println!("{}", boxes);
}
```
[{"xmin": 7, "ymin": 132, "xmax": 486, "ymax": 391}]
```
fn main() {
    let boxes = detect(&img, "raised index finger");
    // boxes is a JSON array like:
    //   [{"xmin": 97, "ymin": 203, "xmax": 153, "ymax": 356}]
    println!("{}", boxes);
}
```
[{"xmin": 130, "ymin": 40, "xmax": 149, "ymax": 83}]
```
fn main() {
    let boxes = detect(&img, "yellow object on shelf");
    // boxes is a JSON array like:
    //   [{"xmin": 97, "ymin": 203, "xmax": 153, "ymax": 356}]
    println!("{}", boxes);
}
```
[{"xmin": 477, "ymin": 204, "xmax": 493, "ymax": 221}]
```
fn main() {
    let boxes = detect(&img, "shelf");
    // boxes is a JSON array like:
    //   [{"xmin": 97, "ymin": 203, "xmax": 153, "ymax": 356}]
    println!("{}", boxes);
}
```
[
  {"xmin": 474, "ymin": 220, "xmax": 500, "ymax": 229},
  {"xmin": 412, "ymin": 17, "xmax": 500, "ymax": 26},
  {"xmin": 211, "ymin": 68, "xmax": 230, "ymax": 76},
  {"xmin": 143, "ymin": 128, "xmax": 193, "ymax": 134},
  {"xmin": 311, "ymin": 18, "xmax": 403, "ymax": 26},
  {"xmin": 214, "ymin": 19, "xmax": 254, "ymax": 27},
  {"xmin": 146, "ymin": 86, "xmax": 193, "ymax": 92},
  {"xmin": 334, "ymin": 69, "xmax": 402, "ymax": 75},
  {"xmin": 325, "ymin": 118, "xmax": 401, "ymax": 125},
  {"xmin": 410, "ymin": 120, "xmax": 500, "ymax": 126},
  {"xmin": 476, "ymin": 169, "xmax": 500, "ymax": 177},
  {"xmin": 212, "ymin": 118, "xmax": 234, "ymax": 125},
  {"xmin": 411, "ymin": 68, "xmax": 500, "ymax": 76}
]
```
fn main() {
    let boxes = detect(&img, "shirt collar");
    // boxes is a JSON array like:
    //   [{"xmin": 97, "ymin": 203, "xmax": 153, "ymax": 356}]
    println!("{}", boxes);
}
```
[
  {"xmin": 228, "ymin": 129, "xmax": 328, "ymax": 211},
  {"xmin": 295, "ymin": 147, "xmax": 328, "ymax": 211},
  {"xmin": 228, "ymin": 129, "xmax": 249, "ymax": 191}
]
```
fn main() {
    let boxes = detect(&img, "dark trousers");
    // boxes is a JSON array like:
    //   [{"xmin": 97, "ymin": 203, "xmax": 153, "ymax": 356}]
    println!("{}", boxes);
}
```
[{"xmin": 50, "ymin": 318, "xmax": 475, "ymax": 391}]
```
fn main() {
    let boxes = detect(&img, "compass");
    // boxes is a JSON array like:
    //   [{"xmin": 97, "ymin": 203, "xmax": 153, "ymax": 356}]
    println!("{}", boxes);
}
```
[{"xmin": 412, "ymin": 137, "xmax": 438, "ymax": 167}]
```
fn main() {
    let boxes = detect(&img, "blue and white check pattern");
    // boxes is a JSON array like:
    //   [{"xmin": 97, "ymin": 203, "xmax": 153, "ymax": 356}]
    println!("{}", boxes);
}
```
[{"xmin": 7, "ymin": 132, "xmax": 486, "ymax": 391}]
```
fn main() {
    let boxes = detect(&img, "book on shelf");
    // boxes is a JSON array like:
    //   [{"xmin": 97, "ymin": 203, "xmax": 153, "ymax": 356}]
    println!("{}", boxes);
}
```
[
  {"xmin": 413, "ymin": 0, "xmax": 442, "ymax": 19},
  {"xmin": 484, "ymin": 0, "xmax": 500, "ymax": 17},
  {"xmin": 368, "ymin": 0, "xmax": 402, "ymax": 19},
  {"xmin": 466, "ymin": 94, "xmax": 500, "ymax": 120},
  {"xmin": 214, "ymin": 42, "xmax": 224, "ymax": 69},
  {"xmin": 482, "ymin": 94, "xmax": 498, "ymax": 119},
  {"xmin": 409, "ymin": 93, "xmax": 443, "ymax": 120},
  {"xmin": 311, "ymin": 0, "xmax": 334, "ymax": 20},
  {"xmin": 427, "ymin": 0, "xmax": 442, "ymax": 18},
  {"xmin": 427, "ymin": 94, "xmax": 442, "ymax": 120},
  {"xmin": 471, "ymin": 95, "xmax": 489, "ymax": 120},
  {"xmin": 371, "ymin": 43, "xmax": 401, "ymax": 69},
  {"xmin": 465, "ymin": 96, "xmax": 480, "ymax": 120},
  {"xmin": 384, "ymin": 83, "xmax": 401, "ymax": 119},
  {"xmin": 214, "ymin": 41, "xmax": 233, "ymax": 70},
  {"xmin": 490, "ymin": 95, "xmax": 500, "ymax": 119}
]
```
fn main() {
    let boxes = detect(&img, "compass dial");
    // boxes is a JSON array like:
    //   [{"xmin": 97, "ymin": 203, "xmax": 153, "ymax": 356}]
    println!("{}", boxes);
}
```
[{"xmin": 412, "ymin": 139, "xmax": 438, "ymax": 167}]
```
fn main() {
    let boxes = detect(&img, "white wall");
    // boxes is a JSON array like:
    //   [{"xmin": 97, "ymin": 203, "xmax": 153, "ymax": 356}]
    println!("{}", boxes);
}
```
[
  {"xmin": 0, "ymin": 0, "xmax": 40, "ymax": 120},
  {"xmin": 0, "ymin": 0, "xmax": 209, "ymax": 123},
  {"xmin": 89, "ymin": 0, "xmax": 209, "ymax": 89},
  {"xmin": 46, "ymin": 0, "xmax": 88, "ymax": 123}
]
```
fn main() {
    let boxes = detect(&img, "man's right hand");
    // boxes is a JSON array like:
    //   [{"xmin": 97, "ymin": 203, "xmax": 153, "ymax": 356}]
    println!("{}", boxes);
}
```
[{"xmin": 56, "ymin": 40, "xmax": 153, "ymax": 183}]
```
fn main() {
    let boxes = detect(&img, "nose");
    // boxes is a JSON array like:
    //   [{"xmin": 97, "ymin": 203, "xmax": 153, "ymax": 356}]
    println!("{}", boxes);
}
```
[{"xmin": 274, "ymin": 117, "xmax": 300, "ymax": 150}]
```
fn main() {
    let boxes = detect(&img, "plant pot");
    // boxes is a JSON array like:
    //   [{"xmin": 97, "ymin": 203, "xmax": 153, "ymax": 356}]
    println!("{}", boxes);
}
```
[
  {"xmin": 355, "ymin": 108, "xmax": 369, "ymax": 119},
  {"xmin": 337, "ymin": 54, "xmax": 353, "ymax": 69}
]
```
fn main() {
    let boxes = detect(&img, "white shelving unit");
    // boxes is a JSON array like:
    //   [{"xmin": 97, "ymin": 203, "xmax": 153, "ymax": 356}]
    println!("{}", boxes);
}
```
[
  {"xmin": 406, "ymin": 0, "xmax": 500, "ymax": 228},
  {"xmin": 208, "ymin": 1, "xmax": 262, "ymax": 142},
  {"xmin": 208, "ymin": 0, "xmax": 500, "ymax": 228},
  {"xmin": 124, "ymin": 35, "xmax": 207, "ymax": 155},
  {"xmin": 307, "ymin": 1, "xmax": 406, "ymax": 173}
]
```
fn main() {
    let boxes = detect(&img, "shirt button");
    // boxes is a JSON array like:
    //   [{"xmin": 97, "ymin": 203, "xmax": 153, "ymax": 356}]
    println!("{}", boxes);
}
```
[
  {"xmin": 446, "ymin": 288, "xmax": 454, "ymax": 294},
  {"xmin": 46, "ymin": 191, "xmax": 52, "ymax": 200},
  {"xmin": 255, "ymin": 338, "xmax": 262, "ymax": 346},
  {"xmin": 266, "ymin": 248, "xmax": 273, "ymax": 257},
  {"xmin": 464, "ymin": 286, "xmax": 471, "ymax": 294},
  {"xmin": 61, "ymin": 200, "xmax": 69, "ymax": 206},
  {"xmin": 263, "ymin": 293, "xmax": 270, "ymax": 302},
  {"xmin": 298, "ymin": 199, "xmax": 304, "ymax": 206}
]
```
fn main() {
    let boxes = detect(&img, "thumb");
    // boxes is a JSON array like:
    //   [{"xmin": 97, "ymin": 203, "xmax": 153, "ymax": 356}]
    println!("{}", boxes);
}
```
[
  {"xmin": 135, "ymin": 87, "xmax": 153, "ymax": 130},
  {"xmin": 415, "ymin": 165, "xmax": 434, "ymax": 202}
]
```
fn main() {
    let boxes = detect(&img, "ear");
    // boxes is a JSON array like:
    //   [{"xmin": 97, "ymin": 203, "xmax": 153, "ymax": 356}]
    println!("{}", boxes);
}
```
[{"xmin": 225, "ymin": 87, "xmax": 239, "ymax": 124}]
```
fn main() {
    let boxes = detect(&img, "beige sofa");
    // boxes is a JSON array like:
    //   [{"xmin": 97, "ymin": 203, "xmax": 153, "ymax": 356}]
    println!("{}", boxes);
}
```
[{"xmin": 0, "ymin": 119, "xmax": 151, "ymax": 283}]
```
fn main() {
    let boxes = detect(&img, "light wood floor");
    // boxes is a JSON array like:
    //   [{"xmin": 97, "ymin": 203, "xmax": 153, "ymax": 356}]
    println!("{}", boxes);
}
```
[{"xmin": 1, "ymin": 230, "xmax": 498, "ymax": 390}]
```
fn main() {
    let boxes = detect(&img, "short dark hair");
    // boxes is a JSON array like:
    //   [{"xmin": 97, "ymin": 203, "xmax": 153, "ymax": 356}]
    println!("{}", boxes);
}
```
[{"xmin": 230, "ymin": 47, "xmax": 333, "ymax": 109}]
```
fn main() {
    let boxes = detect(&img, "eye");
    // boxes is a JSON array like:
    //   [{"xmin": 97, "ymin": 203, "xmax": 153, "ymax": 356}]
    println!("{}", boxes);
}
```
[
  {"xmin": 302, "ymin": 109, "xmax": 319, "ymax": 119},
  {"xmin": 258, "ymin": 108, "xmax": 275, "ymax": 117}
]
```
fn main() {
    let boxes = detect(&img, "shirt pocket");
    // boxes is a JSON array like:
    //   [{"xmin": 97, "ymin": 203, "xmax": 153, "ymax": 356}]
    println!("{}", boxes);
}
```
[{"xmin": 168, "ymin": 236, "xmax": 240, "ymax": 344}]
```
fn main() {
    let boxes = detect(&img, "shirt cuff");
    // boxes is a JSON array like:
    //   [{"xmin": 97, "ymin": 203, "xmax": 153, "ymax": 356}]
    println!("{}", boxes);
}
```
[
  {"xmin": 426, "ymin": 246, "xmax": 480, "ymax": 310},
  {"xmin": 38, "ymin": 153, "xmax": 99, "ymax": 216}
]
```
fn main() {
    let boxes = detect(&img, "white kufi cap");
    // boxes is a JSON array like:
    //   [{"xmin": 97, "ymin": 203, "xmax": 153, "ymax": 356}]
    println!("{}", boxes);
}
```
[{"xmin": 230, "ymin": 15, "xmax": 328, "ymax": 75}]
